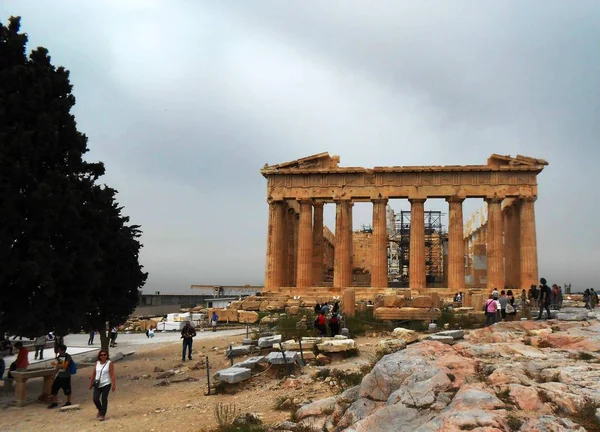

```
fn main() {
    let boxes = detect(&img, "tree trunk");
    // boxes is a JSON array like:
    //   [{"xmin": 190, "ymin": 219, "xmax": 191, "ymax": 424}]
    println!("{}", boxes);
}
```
[{"xmin": 99, "ymin": 330, "xmax": 110, "ymax": 354}]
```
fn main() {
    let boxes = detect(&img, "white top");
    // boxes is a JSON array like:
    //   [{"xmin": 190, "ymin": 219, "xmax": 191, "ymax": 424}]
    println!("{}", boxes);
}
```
[{"xmin": 95, "ymin": 360, "xmax": 112, "ymax": 387}]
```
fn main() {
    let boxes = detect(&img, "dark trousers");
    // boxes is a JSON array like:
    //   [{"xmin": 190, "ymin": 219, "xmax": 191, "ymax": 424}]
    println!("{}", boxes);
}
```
[
  {"xmin": 93, "ymin": 384, "xmax": 111, "ymax": 415},
  {"xmin": 88, "ymin": 333, "xmax": 94, "ymax": 345},
  {"xmin": 0, "ymin": 358, "xmax": 5, "ymax": 380},
  {"xmin": 537, "ymin": 302, "xmax": 551, "ymax": 319},
  {"xmin": 485, "ymin": 312, "xmax": 496, "ymax": 327},
  {"xmin": 34, "ymin": 345, "xmax": 44, "ymax": 359},
  {"xmin": 182, "ymin": 339, "xmax": 193, "ymax": 359}
]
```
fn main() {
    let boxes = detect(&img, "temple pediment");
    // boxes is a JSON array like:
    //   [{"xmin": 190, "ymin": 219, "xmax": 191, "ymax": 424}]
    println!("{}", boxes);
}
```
[
  {"xmin": 262, "ymin": 152, "xmax": 340, "ymax": 172},
  {"xmin": 488, "ymin": 154, "xmax": 549, "ymax": 167}
]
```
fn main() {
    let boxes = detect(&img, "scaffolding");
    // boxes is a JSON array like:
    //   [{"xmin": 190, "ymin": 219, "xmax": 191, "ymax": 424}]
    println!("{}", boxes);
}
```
[{"xmin": 389, "ymin": 210, "xmax": 447, "ymax": 285}]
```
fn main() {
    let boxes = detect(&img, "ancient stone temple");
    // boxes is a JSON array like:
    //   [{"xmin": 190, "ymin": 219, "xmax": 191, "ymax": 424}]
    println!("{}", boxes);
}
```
[{"xmin": 261, "ymin": 152, "xmax": 548, "ymax": 294}]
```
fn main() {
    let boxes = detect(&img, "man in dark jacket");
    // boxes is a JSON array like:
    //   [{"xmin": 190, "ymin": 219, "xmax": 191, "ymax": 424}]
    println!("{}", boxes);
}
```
[
  {"xmin": 536, "ymin": 278, "xmax": 552, "ymax": 320},
  {"xmin": 181, "ymin": 321, "xmax": 197, "ymax": 361}
]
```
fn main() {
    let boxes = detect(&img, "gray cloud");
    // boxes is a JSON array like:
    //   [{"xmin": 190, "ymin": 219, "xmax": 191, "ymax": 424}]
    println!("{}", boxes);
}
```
[{"xmin": 2, "ymin": 0, "xmax": 598, "ymax": 292}]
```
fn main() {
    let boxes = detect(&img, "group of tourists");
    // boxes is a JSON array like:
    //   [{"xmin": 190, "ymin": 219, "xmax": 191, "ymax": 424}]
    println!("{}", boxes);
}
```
[
  {"xmin": 583, "ymin": 288, "xmax": 599, "ymax": 309},
  {"xmin": 313, "ymin": 301, "xmax": 341, "ymax": 336},
  {"xmin": 484, "ymin": 277, "xmax": 577, "ymax": 326}
]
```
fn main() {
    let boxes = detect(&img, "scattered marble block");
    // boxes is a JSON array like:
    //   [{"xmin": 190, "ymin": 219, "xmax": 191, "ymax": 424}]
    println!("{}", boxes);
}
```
[
  {"xmin": 340, "ymin": 328, "xmax": 350, "ymax": 337},
  {"xmin": 435, "ymin": 330, "xmax": 465, "ymax": 340},
  {"xmin": 232, "ymin": 356, "xmax": 266, "ymax": 370},
  {"xmin": 242, "ymin": 339, "xmax": 255, "ymax": 346},
  {"xmin": 213, "ymin": 367, "xmax": 252, "ymax": 384},
  {"xmin": 60, "ymin": 404, "xmax": 81, "ymax": 412},
  {"xmin": 258, "ymin": 335, "xmax": 282, "ymax": 348},
  {"xmin": 557, "ymin": 312, "xmax": 588, "ymax": 321},
  {"xmin": 226, "ymin": 345, "xmax": 252, "ymax": 357},
  {"xmin": 333, "ymin": 335, "xmax": 348, "ymax": 340},
  {"xmin": 281, "ymin": 338, "xmax": 321, "ymax": 351},
  {"xmin": 427, "ymin": 335, "xmax": 454, "ymax": 344},
  {"xmin": 317, "ymin": 339, "xmax": 356, "ymax": 353},
  {"xmin": 266, "ymin": 351, "xmax": 300, "ymax": 365}
]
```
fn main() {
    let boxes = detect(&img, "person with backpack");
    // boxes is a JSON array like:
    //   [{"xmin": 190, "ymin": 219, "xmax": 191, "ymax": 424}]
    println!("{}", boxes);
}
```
[
  {"xmin": 48, "ymin": 344, "xmax": 75, "ymax": 408},
  {"xmin": 314, "ymin": 311, "xmax": 327, "ymax": 336},
  {"xmin": 89, "ymin": 350, "xmax": 116, "ymax": 421},
  {"xmin": 329, "ymin": 313, "xmax": 340, "ymax": 336}
]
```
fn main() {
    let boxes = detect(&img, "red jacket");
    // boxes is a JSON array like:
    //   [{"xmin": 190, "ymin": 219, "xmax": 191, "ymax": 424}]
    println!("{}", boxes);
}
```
[{"xmin": 16, "ymin": 347, "xmax": 29, "ymax": 369}]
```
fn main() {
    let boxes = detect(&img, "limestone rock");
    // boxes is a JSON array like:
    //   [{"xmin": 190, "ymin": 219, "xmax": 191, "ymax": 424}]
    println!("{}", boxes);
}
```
[
  {"xmin": 391, "ymin": 327, "xmax": 420, "ymax": 344},
  {"xmin": 238, "ymin": 310, "xmax": 259, "ymax": 323},
  {"xmin": 375, "ymin": 339, "xmax": 406, "ymax": 356}
]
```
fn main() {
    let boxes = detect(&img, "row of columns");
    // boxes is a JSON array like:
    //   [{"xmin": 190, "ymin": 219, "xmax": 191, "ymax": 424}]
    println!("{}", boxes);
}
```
[
  {"xmin": 464, "ymin": 197, "xmax": 538, "ymax": 290},
  {"xmin": 265, "ymin": 196, "xmax": 538, "ymax": 291}
]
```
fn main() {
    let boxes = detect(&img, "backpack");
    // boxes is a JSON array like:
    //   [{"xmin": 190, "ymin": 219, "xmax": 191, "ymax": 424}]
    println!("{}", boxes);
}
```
[{"xmin": 68, "ymin": 356, "xmax": 77, "ymax": 375}]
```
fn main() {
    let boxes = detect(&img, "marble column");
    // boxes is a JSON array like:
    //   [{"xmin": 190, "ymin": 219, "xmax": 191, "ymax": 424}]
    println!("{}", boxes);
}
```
[
  {"xmin": 447, "ymin": 197, "xmax": 465, "ymax": 290},
  {"xmin": 371, "ymin": 199, "xmax": 388, "ymax": 288},
  {"xmin": 409, "ymin": 199, "xmax": 426, "ymax": 289},
  {"xmin": 333, "ymin": 200, "xmax": 353, "ymax": 288},
  {"xmin": 296, "ymin": 200, "xmax": 313, "ymax": 288},
  {"xmin": 286, "ymin": 208, "xmax": 297, "ymax": 287},
  {"xmin": 264, "ymin": 200, "xmax": 286, "ymax": 290},
  {"xmin": 312, "ymin": 203, "xmax": 324, "ymax": 286},
  {"xmin": 503, "ymin": 203, "xmax": 521, "ymax": 289},
  {"xmin": 519, "ymin": 196, "xmax": 538, "ymax": 289},
  {"xmin": 486, "ymin": 198, "xmax": 505, "ymax": 290}
]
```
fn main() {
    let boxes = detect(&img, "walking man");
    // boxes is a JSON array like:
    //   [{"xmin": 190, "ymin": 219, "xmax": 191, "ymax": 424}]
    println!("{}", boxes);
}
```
[
  {"xmin": 88, "ymin": 330, "xmax": 95, "ymax": 345},
  {"xmin": 34, "ymin": 335, "xmax": 46, "ymax": 360},
  {"xmin": 48, "ymin": 344, "xmax": 73, "ymax": 408},
  {"xmin": 181, "ymin": 321, "xmax": 196, "ymax": 361},
  {"xmin": 536, "ymin": 277, "xmax": 552, "ymax": 320}
]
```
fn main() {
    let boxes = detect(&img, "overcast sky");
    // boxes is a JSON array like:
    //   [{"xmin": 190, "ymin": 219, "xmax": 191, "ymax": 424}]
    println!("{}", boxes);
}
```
[{"xmin": 2, "ymin": 1, "xmax": 599, "ymax": 293}]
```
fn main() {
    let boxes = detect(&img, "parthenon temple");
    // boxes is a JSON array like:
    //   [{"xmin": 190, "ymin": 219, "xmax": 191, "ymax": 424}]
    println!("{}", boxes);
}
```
[{"xmin": 261, "ymin": 152, "xmax": 548, "ymax": 299}]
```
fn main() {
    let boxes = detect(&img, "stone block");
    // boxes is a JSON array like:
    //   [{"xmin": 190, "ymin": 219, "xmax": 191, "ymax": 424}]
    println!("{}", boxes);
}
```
[
  {"xmin": 226, "ymin": 345, "xmax": 252, "ymax": 357},
  {"xmin": 59, "ymin": 404, "xmax": 81, "ymax": 412},
  {"xmin": 317, "ymin": 339, "xmax": 356, "ymax": 353},
  {"xmin": 209, "ymin": 308, "xmax": 238, "ymax": 322},
  {"xmin": 391, "ymin": 328, "xmax": 420, "ymax": 344},
  {"xmin": 238, "ymin": 310, "xmax": 259, "ymax": 324},
  {"xmin": 266, "ymin": 301, "xmax": 287, "ymax": 311},
  {"xmin": 427, "ymin": 335, "xmax": 454, "ymax": 344},
  {"xmin": 258, "ymin": 335, "xmax": 282, "ymax": 348},
  {"xmin": 435, "ymin": 330, "xmax": 465, "ymax": 340},
  {"xmin": 242, "ymin": 300, "xmax": 263, "ymax": 311},
  {"xmin": 285, "ymin": 306, "xmax": 300, "ymax": 315},
  {"xmin": 411, "ymin": 296, "xmax": 433, "ymax": 308},
  {"xmin": 213, "ymin": 367, "xmax": 252, "ymax": 384},
  {"xmin": 281, "ymin": 337, "xmax": 321, "ymax": 351},
  {"xmin": 266, "ymin": 351, "xmax": 300, "ymax": 365},
  {"xmin": 557, "ymin": 312, "xmax": 588, "ymax": 321},
  {"xmin": 232, "ymin": 356, "xmax": 266, "ymax": 370},
  {"xmin": 340, "ymin": 328, "xmax": 350, "ymax": 337}
]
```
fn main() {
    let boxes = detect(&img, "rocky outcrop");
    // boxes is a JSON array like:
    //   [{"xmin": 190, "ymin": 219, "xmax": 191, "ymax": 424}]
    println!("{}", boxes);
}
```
[{"xmin": 294, "ymin": 318, "xmax": 600, "ymax": 431}]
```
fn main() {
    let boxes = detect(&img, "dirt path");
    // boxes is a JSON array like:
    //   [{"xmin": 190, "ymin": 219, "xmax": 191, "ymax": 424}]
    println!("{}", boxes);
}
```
[{"xmin": 0, "ymin": 333, "xmax": 380, "ymax": 432}]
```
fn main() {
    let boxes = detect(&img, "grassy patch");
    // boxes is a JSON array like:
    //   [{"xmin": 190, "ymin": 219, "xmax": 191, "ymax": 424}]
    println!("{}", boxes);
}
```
[
  {"xmin": 496, "ymin": 388, "xmax": 511, "ymax": 404},
  {"xmin": 578, "ymin": 352, "xmax": 595, "ymax": 361},
  {"xmin": 435, "ymin": 307, "xmax": 484, "ymax": 330},
  {"xmin": 274, "ymin": 312, "xmax": 319, "ymax": 341},
  {"xmin": 330, "ymin": 369, "xmax": 367, "ymax": 392},
  {"xmin": 523, "ymin": 337, "xmax": 532, "ymax": 346},
  {"xmin": 447, "ymin": 373, "xmax": 456, "ymax": 382},
  {"xmin": 536, "ymin": 339, "xmax": 553, "ymax": 348},
  {"xmin": 344, "ymin": 309, "xmax": 393, "ymax": 336},
  {"xmin": 506, "ymin": 414, "xmax": 523, "ymax": 432},
  {"xmin": 567, "ymin": 398, "xmax": 600, "ymax": 432}
]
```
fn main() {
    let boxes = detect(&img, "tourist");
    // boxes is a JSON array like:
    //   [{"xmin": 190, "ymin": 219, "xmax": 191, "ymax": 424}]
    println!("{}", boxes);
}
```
[
  {"xmin": 329, "ymin": 313, "xmax": 340, "ymax": 336},
  {"xmin": 89, "ymin": 350, "xmax": 116, "ymax": 421},
  {"xmin": 321, "ymin": 302, "xmax": 330, "ymax": 314},
  {"xmin": 528, "ymin": 284, "xmax": 538, "ymax": 304},
  {"xmin": 591, "ymin": 289, "xmax": 599, "ymax": 309},
  {"xmin": 7, "ymin": 341, "xmax": 29, "ymax": 379},
  {"xmin": 181, "ymin": 321, "xmax": 196, "ymax": 361},
  {"xmin": 211, "ymin": 311, "xmax": 219, "ymax": 332},
  {"xmin": 313, "ymin": 303, "xmax": 321, "ymax": 314},
  {"xmin": 453, "ymin": 293, "xmax": 460, "ymax": 303},
  {"xmin": 506, "ymin": 290, "xmax": 517, "ymax": 321},
  {"xmin": 34, "ymin": 335, "xmax": 46, "ymax": 360},
  {"xmin": 109, "ymin": 326, "xmax": 118, "ymax": 348},
  {"xmin": 457, "ymin": 292, "xmax": 463, "ymax": 303},
  {"xmin": 584, "ymin": 289, "xmax": 591, "ymax": 309},
  {"xmin": 498, "ymin": 290, "xmax": 508, "ymax": 321},
  {"xmin": 332, "ymin": 301, "xmax": 340, "ymax": 314},
  {"xmin": 520, "ymin": 289, "xmax": 527, "ymax": 303},
  {"xmin": 147, "ymin": 327, "xmax": 155, "ymax": 338},
  {"xmin": 53, "ymin": 334, "xmax": 64, "ymax": 354},
  {"xmin": 315, "ymin": 311, "xmax": 327, "ymax": 336},
  {"xmin": 484, "ymin": 294, "xmax": 498, "ymax": 327},
  {"xmin": 536, "ymin": 278, "xmax": 552, "ymax": 320},
  {"xmin": 551, "ymin": 284, "xmax": 560, "ymax": 309},
  {"xmin": 556, "ymin": 285, "xmax": 563, "ymax": 309},
  {"xmin": 492, "ymin": 289, "xmax": 499, "ymax": 300},
  {"xmin": 48, "ymin": 344, "xmax": 73, "ymax": 408},
  {"xmin": 88, "ymin": 330, "xmax": 95, "ymax": 345}
]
